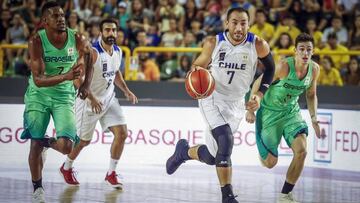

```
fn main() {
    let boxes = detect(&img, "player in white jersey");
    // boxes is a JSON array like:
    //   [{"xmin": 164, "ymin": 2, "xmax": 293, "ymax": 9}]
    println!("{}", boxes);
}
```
[
  {"xmin": 59, "ymin": 19, "xmax": 138, "ymax": 189},
  {"xmin": 166, "ymin": 7, "xmax": 275, "ymax": 203}
]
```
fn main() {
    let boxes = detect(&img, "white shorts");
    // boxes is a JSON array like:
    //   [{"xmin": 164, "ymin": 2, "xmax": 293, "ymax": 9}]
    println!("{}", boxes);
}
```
[
  {"xmin": 199, "ymin": 95, "xmax": 245, "ymax": 157},
  {"xmin": 75, "ymin": 96, "xmax": 126, "ymax": 141}
]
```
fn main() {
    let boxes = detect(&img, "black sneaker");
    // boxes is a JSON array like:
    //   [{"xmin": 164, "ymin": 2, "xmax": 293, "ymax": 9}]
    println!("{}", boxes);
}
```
[
  {"xmin": 223, "ymin": 194, "xmax": 239, "ymax": 203},
  {"xmin": 166, "ymin": 139, "xmax": 190, "ymax": 175}
]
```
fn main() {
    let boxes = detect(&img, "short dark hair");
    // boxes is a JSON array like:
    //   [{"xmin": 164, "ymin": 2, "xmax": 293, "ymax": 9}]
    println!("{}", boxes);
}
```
[
  {"xmin": 41, "ymin": 1, "xmax": 60, "ymax": 17},
  {"xmin": 226, "ymin": 7, "xmax": 249, "ymax": 21},
  {"xmin": 327, "ymin": 32, "xmax": 337, "ymax": 40},
  {"xmin": 256, "ymin": 8, "xmax": 267, "ymax": 16},
  {"xmin": 295, "ymin": 33, "xmax": 314, "ymax": 47},
  {"xmin": 100, "ymin": 18, "xmax": 118, "ymax": 31}
]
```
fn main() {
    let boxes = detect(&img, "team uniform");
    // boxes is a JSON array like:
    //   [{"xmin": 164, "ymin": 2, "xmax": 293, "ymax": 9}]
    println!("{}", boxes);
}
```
[
  {"xmin": 75, "ymin": 40, "xmax": 125, "ymax": 140},
  {"xmin": 21, "ymin": 29, "xmax": 79, "ymax": 143},
  {"xmin": 199, "ymin": 31, "xmax": 258, "ymax": 157},
  {"xmin": 256, "ymin": 57, "xmax": 313, "ymax": 160}
]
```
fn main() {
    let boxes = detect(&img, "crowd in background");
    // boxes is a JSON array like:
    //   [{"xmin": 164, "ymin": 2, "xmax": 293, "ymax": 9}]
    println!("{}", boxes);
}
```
[{"xmin": 0, "ymin": 0, "xmax": 359, "ymax": 86}]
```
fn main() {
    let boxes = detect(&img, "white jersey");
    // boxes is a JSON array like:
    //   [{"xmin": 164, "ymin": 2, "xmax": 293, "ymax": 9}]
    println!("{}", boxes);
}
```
[
  {"xmin": 91, "ymin": 40, "xmax": 122, "ymax": 105},
  {"xmin": 209, "ymin": 31, "xmax": 258, "ymax": 101}
]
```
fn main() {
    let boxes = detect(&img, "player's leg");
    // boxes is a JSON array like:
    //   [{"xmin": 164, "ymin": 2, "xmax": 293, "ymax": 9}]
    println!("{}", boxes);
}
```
[
  {"xmin": 100, "ymin": 98, "xmax": 127, "ymax": 189},
  {"xmin": 60, "ymin": 99, "xmax": 97, "ymax": 186},
  {"xmin": 279, "ymin": 120, "xmax": 308, "ymax": 203},
  {"xmin": 21, "ymin": 94, "xmax": 51, "ymax": 202},
  {"xmin": 255, "ymin": 108, "xmax": 282, "ymax": 169},
  {"xmin": 51, "ymin": 102, "xmax": 79, "ymax": 154}
]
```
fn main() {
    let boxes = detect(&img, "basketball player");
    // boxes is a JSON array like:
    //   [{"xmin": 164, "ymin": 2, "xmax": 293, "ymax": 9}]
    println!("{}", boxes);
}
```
[
  {"xmin": 59, "ymin": 18, "xmax": 138, "ymax": 189},
  {"xmin": 246, "ymin": 33, "xmax": 321, "ymax": 203},
  {"xmin": 20, "ymin": 1, "xmax": 93, "ymax": 202},
  {"xmin": 166, "ymin": 7, "xmax": 275, "ymax": 203}
]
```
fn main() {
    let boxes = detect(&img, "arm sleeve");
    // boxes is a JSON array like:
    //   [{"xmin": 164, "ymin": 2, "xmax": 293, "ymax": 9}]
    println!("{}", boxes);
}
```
[{"xmin": 258, "ymin": 52, "xmax": 275, "ymax": 94}]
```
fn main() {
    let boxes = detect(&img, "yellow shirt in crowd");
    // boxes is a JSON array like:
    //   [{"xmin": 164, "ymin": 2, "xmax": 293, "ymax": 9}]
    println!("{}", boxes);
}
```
[
  {"xmin": 318, "ymin": 67, "xmax": 343, "ymax": 86},
  {"xmin": 321, "ymin": 45, "xmax": 350, "ymax": 70},
  {"xmin": 249, "ymin": 23, "xmax": 275, "ymax": 42}
]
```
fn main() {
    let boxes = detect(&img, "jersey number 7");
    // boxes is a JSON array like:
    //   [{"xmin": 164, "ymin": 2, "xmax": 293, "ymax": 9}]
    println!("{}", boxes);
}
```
[{"xmin": 227, "ymin": 71, "xmax": 235, "ymax": 84}]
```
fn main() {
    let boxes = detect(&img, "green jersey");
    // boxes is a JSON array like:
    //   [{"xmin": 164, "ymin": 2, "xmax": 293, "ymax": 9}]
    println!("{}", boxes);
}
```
[
  {"xmin": 28, "ymin": 28, "xmax": 79, "ymax": 101},
  {"xmin": 261, "ymin": 57, "xmax": 313, "ymax": 112}
]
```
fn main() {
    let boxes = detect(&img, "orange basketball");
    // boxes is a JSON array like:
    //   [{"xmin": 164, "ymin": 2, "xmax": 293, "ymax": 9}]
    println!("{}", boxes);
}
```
[{"xmin": 185, "ymin": 68, "xmax": 215, "ymax": 99}]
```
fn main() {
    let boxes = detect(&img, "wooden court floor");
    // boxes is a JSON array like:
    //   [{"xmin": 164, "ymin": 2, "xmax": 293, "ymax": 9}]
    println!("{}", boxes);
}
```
[{"xmin": 0, "ymin": 165, "xmax": 359, "ymax": 203}]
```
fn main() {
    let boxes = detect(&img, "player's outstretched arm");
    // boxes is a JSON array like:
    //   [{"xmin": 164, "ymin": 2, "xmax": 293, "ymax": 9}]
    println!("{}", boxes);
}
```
[
  {"xmin": 76, "ymin": 33, "xmax": 94, "ymax": 99},
  {"xmin": 29, "ymin": 35, "xmax": 81, "ymax": 87},
  {"xmin": 114, "ymin": 71, "xmax": 138, "ymax": 104},
  {"xmin": 306, "ymin": 62, "xmax": 320, "ymax": 138},
  {"xmin": 191, "ymin": 36, "xmax": 216, "ymax": 70}
]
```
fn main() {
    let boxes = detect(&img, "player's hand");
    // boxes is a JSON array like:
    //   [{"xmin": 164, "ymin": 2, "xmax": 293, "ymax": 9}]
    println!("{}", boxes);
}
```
[
  {"xmin": 89, "ymin": 97, "xmax": 103, "ymax": 114},
  {"xmin": 125, "ymin": 90, "xmax": 138, "ymax": 104},
  {"xmin": 245, "ymin": 111, "xmax": 256, "ymax": 124},
  {"xmin": 246, "ymin": 93, "xmax": 262, "ymax": 112},
  {"xmin": 186, "ymin": 66, "xmax": 204, "ymax": 78},
  {"xmin": 312, "ymin": 120, "xmax": 321, "ymax": 139},
  {"xmin": 65, "ymin": 63, "xmax": 82, "ymax": 80}
]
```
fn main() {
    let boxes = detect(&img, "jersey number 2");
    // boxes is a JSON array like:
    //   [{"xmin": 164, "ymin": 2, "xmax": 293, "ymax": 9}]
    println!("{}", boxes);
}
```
[{"xmin": 227, "ymin": 71, "xmax": 235, "ymax": 84}]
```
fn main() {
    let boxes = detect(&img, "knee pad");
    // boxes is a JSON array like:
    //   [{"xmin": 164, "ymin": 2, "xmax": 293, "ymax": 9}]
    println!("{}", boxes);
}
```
[
  {"xmin": 211, "ymin": 124, "xmax": 233, "ymax": 167},
  {"xmin": 198, "ymin": 145, "xmax": 215, "ymax": 165}
]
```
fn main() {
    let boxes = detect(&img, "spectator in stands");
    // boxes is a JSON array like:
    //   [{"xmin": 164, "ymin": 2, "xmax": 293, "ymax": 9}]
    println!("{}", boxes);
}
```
[
  {"xmin": 249, "ymin": 9, "xmax": 275, "ymax": 42},
  {"xmin": 203, "ymin": 2, "xmax": 222, "ymax": 34},
  {"xmin": 348, "ymin": 15, "xmax": 360, "ymax": 51},
  {"xmin": 87, "ymin": 5, "xmax": 102, "ymax": 25},
  {"xmin": 129, "ymin": 0, "xmax": 152, "ymax": 32},
  {"xmin": 115, "ymin": 2, "xmax": 130, "ymax": 32},
  {"xmin": 335, "ymin": 0, "xmax": 358, "ymax": 27},
  {"xmin": 318, "ymin": 56, "xmax": 343, "ymax": 86},
  {"xmin": 305, "ymin": 18, "xmax": 323, "ymax": 48},
  {"xmin": 168, "ymin": 0, "xmax": 185, "ymax": 33},
  {"xmin": 89, "ymin": 23, "xmax": 101, "ymax": 43},
  {"xmin": 160, "ymin": 52, "xmax": 178, "ymax": 80},
  {"xmin": 0, "ymin": 9, "xmax": 11, "ymax": 43},
  {"xmin": 161, "ymin": 17, "xmax": 183, "ymax": 47},
  {"xmin": 219, "ymin": 0, "xmax": 232, "ymax": 26},
  {"xmin": 321, "ymin": 32, "xmax": 350, "ymax": 74},
  {"xmin": 270, "ymin": 13, "xmax": 301, "ymax": 48},
  {"xmin": 321, "ymin": 16, "xmax": 348, "ymax": 46},
  {"xmin": 268, "ymin": 0, "xmax": 292, "ymax": 23},
  {"xmin": 131, "ymin": 29, "xmax": 148, "ymax": 50},
  {"xmin": 116, "ymin": 28, "xmax": 128, "ymax": 46},
  {"xmin": 147, "ymin": 25, "xmax": 161, "ymax": 47},
  {"xmin": 138, "ymin": 53, "xmax": 160, "ymax": 81},
  {"xmin": 5, "ymin": 13, "xmax": 29, "ymax": 74},
  {"xmin": 190, "ymin": 19, "xmax": 206, "ymax": 45},
  {"xmin": 272, "ymin": 32, "xmax": 294, "ymax": 65},
  {"xmin": 318, "ymin": 0, "xmax": 336, "ymax": 31},
  {"xmin": 74, "ymin": 0, "xmax": 92, "ymax": 23},
  {"xmin": 171, "ymin": 54, "xmax": 192, "ymax": 81},
  {"xmin": 344, "ymin": 57, "xmax": 360, "ymax": 86},
  {"xmin": 21, "ymin": 0, "xmax": 41, "ymax": 31},
  {"xmin": 184, "ymin": 0, "xmax": 200, "ymax": 30},
  {"xmin": 67, "ymin": 11, "xmax": 85, "ymax": 34}
]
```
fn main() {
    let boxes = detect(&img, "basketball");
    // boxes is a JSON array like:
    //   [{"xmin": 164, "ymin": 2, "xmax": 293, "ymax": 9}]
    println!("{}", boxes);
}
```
[{"xmin": 185, "ymin": 68, "xmax": 215, "ymax": 99}]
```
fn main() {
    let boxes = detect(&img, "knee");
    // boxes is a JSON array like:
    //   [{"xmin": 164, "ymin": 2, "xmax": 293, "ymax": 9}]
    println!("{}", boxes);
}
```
[
  {"xmin": 262, "ymin": 155, "xmax": 278, "ymax": 169},
  {"xmin": 212, "ymin": 124, "xmax": 233, "ymax": 167},
  {"xmin": 60, "ymin": 142, "xmax": 73, "ymax": 155},
  {"xmin": 294, "ymin": 148, "xmax": 307, "ymax": 161}
]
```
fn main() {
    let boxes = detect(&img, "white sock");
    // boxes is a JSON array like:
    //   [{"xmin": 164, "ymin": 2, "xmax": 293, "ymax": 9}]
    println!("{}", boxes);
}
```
[
  {"xmin": 64, "ymin": 157, "xmax": 74, "ymax": 170},
  {"xmin": 108, "ymin": 158, "xmax": 119, "ymax": 175}
]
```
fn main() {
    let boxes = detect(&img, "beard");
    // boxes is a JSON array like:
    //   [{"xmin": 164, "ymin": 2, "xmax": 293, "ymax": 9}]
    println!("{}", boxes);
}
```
[{"xmin": 104, "ymin": 36, "xmax": 116, "ymax": 45}]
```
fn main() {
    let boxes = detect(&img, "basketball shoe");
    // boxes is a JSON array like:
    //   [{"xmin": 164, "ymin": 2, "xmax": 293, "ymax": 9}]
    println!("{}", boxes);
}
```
[
  {"xmin": 166, "ymin": 139, "xmax": 190, "ymax": 175},
  {"xmin": 278, "ymin": 192, "xmax": 299, "ymax": 203},
  {"xmin": 32, "ymin": 187, "xmax": 45, "ymax": 203},
  {"xmin": 105, "ymin": 171, "xmax": 123, "ymax": 189},
  {"xmin": 59, "ymin": 163, "xmax": 79, "ymax": 186}
]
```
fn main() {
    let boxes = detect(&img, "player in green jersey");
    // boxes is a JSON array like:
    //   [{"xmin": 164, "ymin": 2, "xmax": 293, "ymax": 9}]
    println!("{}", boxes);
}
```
[
  {"xmin": 20, "ymin": 1, "xmax": 93, "ymax": 202},
  {"xmin": 246, "ymin": 33, "xmax": 321, "ymax": 203}
]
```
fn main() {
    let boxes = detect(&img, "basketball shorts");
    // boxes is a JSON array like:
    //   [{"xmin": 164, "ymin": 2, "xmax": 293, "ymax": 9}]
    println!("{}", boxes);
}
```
[
  {"xmin": 256, "ymin": 106, "xmax": 308, "ymax": 160},
  {"xmin": 75, "ymin": 95, "xmax": 126, "ymax": 141},
  {"xmin": 199, "ymin": 95, "xmax": 245, "ymax": 157},
  {"xmin": 21, "ymin": 87, "xmax": 78, "ymax": 143}
]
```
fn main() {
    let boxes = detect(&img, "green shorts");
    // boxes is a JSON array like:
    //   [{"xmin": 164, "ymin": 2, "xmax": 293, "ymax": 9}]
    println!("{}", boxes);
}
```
[
  {"xmin": 21, "ymin": 88, "xmax": 79, "ymax": 143},
  {"xmin": 256, "ymin": 106, "xmax": 308, "ymax": 160}
]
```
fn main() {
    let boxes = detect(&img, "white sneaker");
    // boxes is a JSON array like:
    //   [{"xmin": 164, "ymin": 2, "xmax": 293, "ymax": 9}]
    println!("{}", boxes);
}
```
[
  {"xmin": 278, "ymin": 192, "xmax": 299, "ymax": 203},
  {"xmin": 32, "ymin": 187, "xmax": 45, "ymax": 203}
]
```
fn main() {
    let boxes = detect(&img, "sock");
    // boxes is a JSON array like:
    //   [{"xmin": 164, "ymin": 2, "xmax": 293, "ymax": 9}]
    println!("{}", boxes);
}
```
[
  {"xmin": 32, "ymin": 178, "xmax": 42, "ymax": 192},
  {"xmin": 63, "ymin": 157, "xmax": 74, "ymax": 170},
  {"xmin": 221, "ymin": 184, "xmax": 234, "ymax": 199},
  {"xmin": 108, "ymin": 158, "xmax": 119, "ymax": 175},
  {"xmin": 281, "ymin": 181, "xmax": 295, "ymax": 194}
]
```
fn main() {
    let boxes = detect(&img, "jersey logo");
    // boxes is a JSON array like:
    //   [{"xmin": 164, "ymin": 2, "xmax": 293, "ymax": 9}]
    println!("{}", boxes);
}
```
[
  {"xmin": 304, "ymin": 77, "xmax": 311, "ymax": 86},
  {"xmin": 219, "ymin": 52, "xmax": 226, "ymax": 61},
  {"xmin": 67, "ymin": 47, "xmax": 74, "ymax": 55},
  {"xmin": 242, "ymin": 54, "xmax": 249, "ymax": 62}
]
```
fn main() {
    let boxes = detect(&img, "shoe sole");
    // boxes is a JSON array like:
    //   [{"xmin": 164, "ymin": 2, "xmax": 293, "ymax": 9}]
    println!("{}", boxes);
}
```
[
  {"xmin": 104, "ymin": 180, "xmax": 123, "ymax": 190},
  {"xmin": 58, "ymin": 168, "xmax": 80, "ymax": 186}
]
